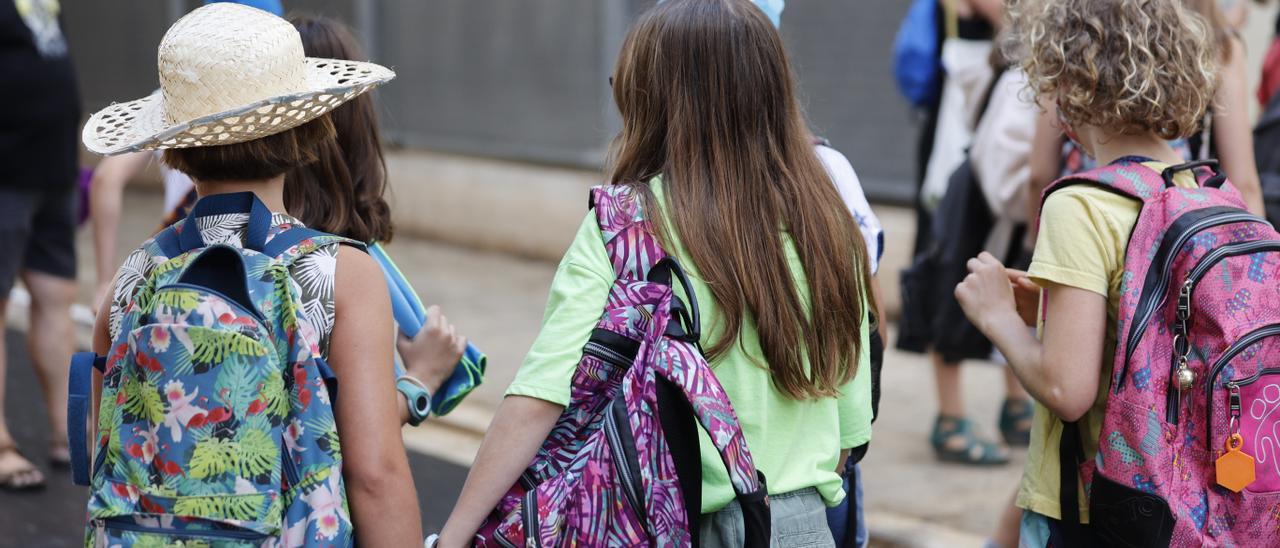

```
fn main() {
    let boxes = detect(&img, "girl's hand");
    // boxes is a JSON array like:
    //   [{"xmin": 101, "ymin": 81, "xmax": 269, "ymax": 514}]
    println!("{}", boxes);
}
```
[
  {"xmin": 397, "ymin": 305, "xmax": 466, "ymax": 394},
  {"xmin": 955, "ymin": 252, "xmax": 1020, "ymax": 334},
  {"xmin": 1005, "ymin": 268, "xmax": 1041, "ymax": 327}
]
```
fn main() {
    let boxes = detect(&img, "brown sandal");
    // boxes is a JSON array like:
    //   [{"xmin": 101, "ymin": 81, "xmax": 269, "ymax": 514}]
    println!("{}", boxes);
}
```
[{"xmin": 0, "ymin": 442, "xmax": 46, "ymax": 491}]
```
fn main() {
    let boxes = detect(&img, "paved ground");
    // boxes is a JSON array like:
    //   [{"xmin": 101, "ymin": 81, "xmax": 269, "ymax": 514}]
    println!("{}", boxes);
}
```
[{"xmin": 4, "ymin": 188, "xmax": 1027, "ymax": 546}]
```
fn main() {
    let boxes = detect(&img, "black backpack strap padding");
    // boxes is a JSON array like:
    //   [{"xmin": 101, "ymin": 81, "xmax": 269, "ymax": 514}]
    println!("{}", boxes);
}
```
[
  {"xmin": 656, "ymin": 376, "xmax": 702, "ymax": 547},
  {"xmin": 869, "ymin": 327, "xmax": 884, "ymax": 423},
  {"xmin": 1058, "ymin": 420, "xmax": 1090, "ymax": 544},
  {"xmin": 738, "ymin": 471, "xmax": 770, "ymax": 548}
]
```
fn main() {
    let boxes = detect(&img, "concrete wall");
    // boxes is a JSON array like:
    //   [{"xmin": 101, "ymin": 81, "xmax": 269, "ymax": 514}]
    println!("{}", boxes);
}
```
[{"xmin": 63, "ymin": 0, "xmax": 917, "ymax": 202}]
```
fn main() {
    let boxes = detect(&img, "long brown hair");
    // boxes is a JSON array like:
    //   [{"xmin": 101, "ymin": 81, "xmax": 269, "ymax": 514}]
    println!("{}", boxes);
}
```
[
  {"xmin": 608, "ymin": 0, "xmax": 872, "ymax": 400},
  {"xmin": 284, "ymin": 14, "xmax": 393, "ymax": 243}
]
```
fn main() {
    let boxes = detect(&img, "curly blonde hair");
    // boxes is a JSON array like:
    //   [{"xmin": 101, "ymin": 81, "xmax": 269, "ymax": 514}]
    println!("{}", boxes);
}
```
[{"xmin": 1003, "ymin": 0, "xmax": 1219, "ymax": 140}]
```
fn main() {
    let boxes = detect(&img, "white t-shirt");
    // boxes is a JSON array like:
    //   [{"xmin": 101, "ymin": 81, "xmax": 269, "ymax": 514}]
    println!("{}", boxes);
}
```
[
  {"xmin": 155, "ymin": 151, "xmax": 195, "ymax": 213},
  {"xmin": 816, "ymin": 144, "xmax": 883, "ymax": 273}
]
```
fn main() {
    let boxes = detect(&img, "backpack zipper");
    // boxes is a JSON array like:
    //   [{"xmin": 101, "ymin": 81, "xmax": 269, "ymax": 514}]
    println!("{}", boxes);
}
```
[
  {"xmin": 1202, "ymin": 324, "xmax": 1280, "ymax": 446},
  {"xmin": 103, "ymin": 518, "xmax": 267, "ymax": 540},
  {"xmin": 521, "ymin": 488, "xmax": 540, "ymax": 548},
  {"xmin": 605, "ymin": 397, "xmax": 648, "ymax": 532},
  {"xmin": 1164, "ymin": 241, "xmax": 1280, "ymax": 424},
  {"xmin": 1205, "ymin": 370, "xmax": 1280, "ymax": 451},
  {"xmin": 583, "ymin": 341, "xmax": 636, "ymax": 369},
  {"xmin": 157, "ymin": 282, "xmax": 268, "ymax": 325},
  {"xmin": 1119, "ymin": 209, "xmax": 1266, "ymax": 392}
]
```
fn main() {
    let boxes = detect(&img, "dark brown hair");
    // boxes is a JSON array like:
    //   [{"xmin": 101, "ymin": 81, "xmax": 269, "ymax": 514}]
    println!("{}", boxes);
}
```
[
  {"xmin": 163, "ymin": 117, "xmax": 335, "ymax": 182},
  {"xmin": 284, "ymin": 14, "xmax": 393, "ymax": 243},
  {"xmin": 609, "ymin": 0, "xmax": 872, "ymax": 400}
]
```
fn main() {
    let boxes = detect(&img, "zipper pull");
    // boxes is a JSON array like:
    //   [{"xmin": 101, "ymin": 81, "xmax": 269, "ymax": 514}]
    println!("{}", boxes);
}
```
[
  {"xmin": 1177, "ymin": 280, "xmax": 1193, "ymax": 321},
  {"xmin": 1217, "ymin": 382, "xmax": 1256, "ymax": 492}
]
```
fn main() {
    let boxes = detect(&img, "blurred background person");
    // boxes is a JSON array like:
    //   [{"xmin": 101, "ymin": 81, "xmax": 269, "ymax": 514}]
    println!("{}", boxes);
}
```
[
  {"xmin": 897, "ymin": 0, "xmax": 1030, "ymax": 468},
  {"xmin": 0, "ymin": 0, "xmax": 79, "ymax": 491}
]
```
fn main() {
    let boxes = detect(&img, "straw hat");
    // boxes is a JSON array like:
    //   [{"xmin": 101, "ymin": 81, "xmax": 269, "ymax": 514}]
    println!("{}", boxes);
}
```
[{"xmin": 82, "ymin": 3, "xmax": 394, "ymax": 155}]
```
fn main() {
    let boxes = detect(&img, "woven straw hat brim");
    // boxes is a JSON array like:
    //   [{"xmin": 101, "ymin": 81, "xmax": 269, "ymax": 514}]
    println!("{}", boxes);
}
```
[{"xmin": 83, "ymin": 57, "xmax": 394, "ymax": 155}]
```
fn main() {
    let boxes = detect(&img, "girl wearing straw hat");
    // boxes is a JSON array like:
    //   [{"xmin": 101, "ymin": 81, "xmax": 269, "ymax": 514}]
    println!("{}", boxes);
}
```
[{"xmin": 83, "ymin": 4, "xmax": 420, "ymax": 545}]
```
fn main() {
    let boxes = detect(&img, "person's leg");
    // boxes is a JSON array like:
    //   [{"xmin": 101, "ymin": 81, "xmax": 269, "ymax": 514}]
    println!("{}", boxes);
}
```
[
  {"xmin": 933, "ymin": 352, "xmax": 965, "ymax": 417},
  {"xmin": 0, "ymin": 189, "xmax": 45, "ymax": 489},
  {"xmin": 989, "ymin": 489, "xmax": 1022, "ymax": 548},
  {"xmin": 932, "ymin": 352, "xmax": 1010, "ymax": 464},
  {"xmin": 851, "ymin": 465, "xmax": 867, "ymax": 548},
  {"xmin": 21, "ymin": 270, "xmax": 75, "ymax": 464},
  {"xmin": 20, "ymin": 185, "xmax": 78, "ymax": 465}
]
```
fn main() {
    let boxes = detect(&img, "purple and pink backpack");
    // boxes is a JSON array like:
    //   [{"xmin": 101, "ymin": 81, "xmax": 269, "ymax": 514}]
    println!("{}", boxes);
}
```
[
  {"xmin": 474, "ymin": 184, "xmax": 771, "ymax": 547},
  {"xmin": 1045, "ymin": 159, "xmax": 1280, "ymax": 546}
]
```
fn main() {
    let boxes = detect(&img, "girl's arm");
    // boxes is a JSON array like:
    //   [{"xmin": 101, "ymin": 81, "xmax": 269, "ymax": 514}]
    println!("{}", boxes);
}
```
[
  {"xmin": 956, "ymin": 252, "xmax": 1107, "ymax": 421},
  {"xmin": 436, "ymin": 395, "xmax": 563, "ymax": 548},
  {"xmin": 88, "ymin": 282, "xmax": 115, "ymax": 463},
  {"xmin": 330, "ymin": 246, "xmax": 422, "ymax": 545},
  {"xmin": 90, "ymin": 152, "xmax": 152, "ymax": 311},
  {"xmin": 1215, "ymin": 37, "xmax": 1266, "ymax": 216}
]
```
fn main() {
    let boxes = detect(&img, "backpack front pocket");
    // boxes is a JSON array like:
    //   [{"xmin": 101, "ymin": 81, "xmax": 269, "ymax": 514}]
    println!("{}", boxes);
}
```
[
  {"xmin": 95, "ymin": 515, "xmax": 270, "ymax": 547},
  {"xmin": 1211, "ymin": 369, "xmax": 1280, "ymax": 494}
]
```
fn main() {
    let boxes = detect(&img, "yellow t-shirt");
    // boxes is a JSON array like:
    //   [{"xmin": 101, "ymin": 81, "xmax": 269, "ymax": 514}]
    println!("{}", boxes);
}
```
[{"xmin": 1020, "ymin": 162, "xmax": 1196, "ymax": 521}]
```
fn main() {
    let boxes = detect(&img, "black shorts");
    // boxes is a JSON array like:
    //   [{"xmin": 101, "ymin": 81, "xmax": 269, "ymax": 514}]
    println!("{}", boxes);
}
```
[{"xmin": 0, "ymin": 185, "xmax": 77, "ymax": 295}]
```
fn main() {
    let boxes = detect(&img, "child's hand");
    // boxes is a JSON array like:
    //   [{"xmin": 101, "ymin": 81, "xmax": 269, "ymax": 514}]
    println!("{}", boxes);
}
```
[
  {"xmin": 1005, "ymin": 268, "xmax": 1042, "ymax": 327},
  {"xmin": 396, "ymin": 305, "xmax": 467, "ymax": 394},
  {"xmin": 955, "ymin": 252, "xmax": 1020, "ymax": 335}
]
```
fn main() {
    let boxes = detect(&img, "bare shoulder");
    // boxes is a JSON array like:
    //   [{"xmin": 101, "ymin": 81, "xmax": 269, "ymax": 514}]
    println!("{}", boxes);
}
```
[{"xmin": 333, "ymin": 245, "xmax": 388, "ymax": 308}]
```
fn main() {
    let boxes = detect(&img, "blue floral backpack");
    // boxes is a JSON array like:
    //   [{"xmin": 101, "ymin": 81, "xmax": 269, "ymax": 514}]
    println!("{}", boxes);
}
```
[{"xmin": 67, "ymin": 193, "xmax": 359, "ymax": 546}]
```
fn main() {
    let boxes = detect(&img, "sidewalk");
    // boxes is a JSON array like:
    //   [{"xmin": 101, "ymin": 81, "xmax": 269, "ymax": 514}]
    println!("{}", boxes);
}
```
[{"xmin": 25, "ymin": 188, "xmax": 1024, "ymax": 546}]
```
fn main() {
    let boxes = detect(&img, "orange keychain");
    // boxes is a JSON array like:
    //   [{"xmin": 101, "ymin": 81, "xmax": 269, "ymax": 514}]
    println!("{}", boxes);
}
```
[
  {"xmin": 1217, "ymin": 434, "xmax": 1256, "ymax": 492},
  {"xmin": 1217, "ymin": 383, "xmax": 1255, "ymax": 493}
]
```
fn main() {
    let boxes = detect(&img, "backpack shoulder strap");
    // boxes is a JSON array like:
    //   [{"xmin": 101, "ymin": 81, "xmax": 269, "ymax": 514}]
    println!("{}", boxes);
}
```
[
  {"xmin": 1041, "ymin": 162, "xmax": 1159, "ymax": 208},
  {"xmin": 264, "ymin": 226, "xmax": 365, "ymax": 265},
  {"xmin": 1041, "ymin": 159, "xmax": 1230, "ymax": 215},
  {"xmin": 589, "ymin": 184, "xmax": 770, "ymax": 543},
  {"xmin": 588, "ymin": 184, "xmax": 667, "ymax": 281}
]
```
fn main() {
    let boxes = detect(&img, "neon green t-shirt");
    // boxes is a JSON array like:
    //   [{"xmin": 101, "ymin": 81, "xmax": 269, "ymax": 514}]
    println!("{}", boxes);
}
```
[{"xmin": 506, "ymin": 180, "xmax": 873, "ymax": 514}]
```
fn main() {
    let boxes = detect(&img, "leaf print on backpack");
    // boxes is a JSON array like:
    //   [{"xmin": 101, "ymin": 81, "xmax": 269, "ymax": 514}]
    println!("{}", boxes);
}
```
[
  {"xmin": 122, "ymin": 377, "xmax": 166, "ymax": 425},
  {"xmin": 189, "ymin": 437, "xmax": 237, "ymax": 479},
  {"xmin": 188, "ymin": 327, "xmax": 268, "ymax": 365}
]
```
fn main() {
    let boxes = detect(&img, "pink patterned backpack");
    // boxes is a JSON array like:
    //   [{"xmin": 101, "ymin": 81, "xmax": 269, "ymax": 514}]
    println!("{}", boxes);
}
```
[
  {"xmin": 474, "ymin": 185, "xmax": 770, "ymax": 547},
  {"xmin": 1045, "ymin": 159, "xmax": 1280, "ymax": 546}
]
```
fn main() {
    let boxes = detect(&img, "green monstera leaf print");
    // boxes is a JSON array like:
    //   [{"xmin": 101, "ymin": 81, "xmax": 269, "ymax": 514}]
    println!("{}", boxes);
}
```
[
  {"xmin": 189, "ymin": 437, "xmax": 237, "ymax": 479},
  {"xmin": 189, "ymin": 329, "xmax": 267, "ymax": 365},
  {"xmin": 122, "ymin": 377, "xmax": 165, "ymax": 425},
  {"xmin": 236, "ymin": 429, "xmax": 278, "ymax": 479}
]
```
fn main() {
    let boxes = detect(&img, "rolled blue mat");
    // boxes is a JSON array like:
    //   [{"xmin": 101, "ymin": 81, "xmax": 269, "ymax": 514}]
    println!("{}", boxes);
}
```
[{"xmin": 370, "ymin": 243, "xmax": 487, "ymax": 416}]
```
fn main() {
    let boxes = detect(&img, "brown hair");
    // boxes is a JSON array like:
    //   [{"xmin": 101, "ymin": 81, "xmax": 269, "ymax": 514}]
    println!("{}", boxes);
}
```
[
  {"xmin": 284, "ymin": 14, "xmax": 393, "ymax": 243},
  {"xmin": 1003, "ymin": 0, "xmax": 1218, "ymax": 140},
  {"xmin": 163, "ymin": 117, "xmax": 335, "ymax": 182},
  {"xmin": 1184, "ymin": 0, "xmax": 1233, "ymax": 61},
  {"xmin": 608, "ymin": 0, "xmax": 872, "ymax": 400}
]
